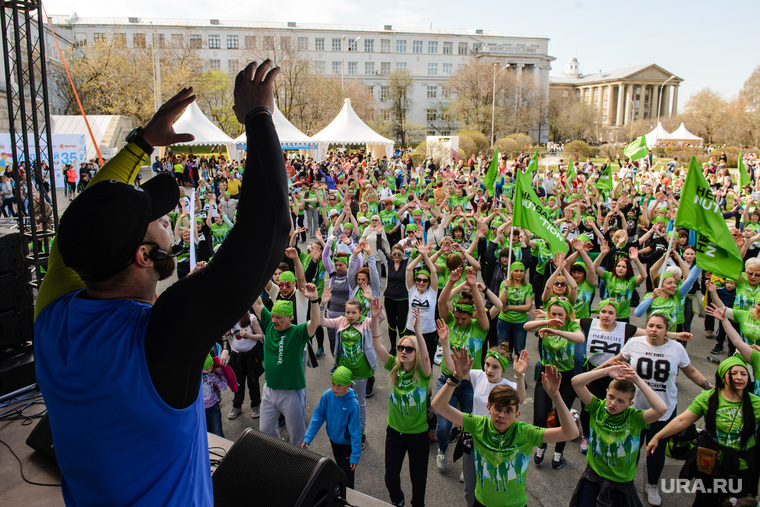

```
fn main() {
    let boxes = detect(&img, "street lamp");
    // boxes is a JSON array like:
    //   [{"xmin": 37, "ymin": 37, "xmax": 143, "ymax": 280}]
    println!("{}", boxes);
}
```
[
  {"xmin": 656, "ymin": 75, "xmax": 676, "ymax": 127},
  {"xmin": 342, "ymin": 35, "xmax": 361, "ymax": 96},
  {"xmin": 491, "ymin": 62, "xmax": 510, "ymax": 147}
]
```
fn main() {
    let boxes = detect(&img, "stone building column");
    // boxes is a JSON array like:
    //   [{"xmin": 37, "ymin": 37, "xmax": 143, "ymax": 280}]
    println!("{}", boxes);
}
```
[
  {"xmin": 671, "ymin": 85, "xmax": 678, "ymax": 116},
  {"xmin": 637, "ymin": 85, "xmax": 645, "ymax": 122},
  {"xmin": 661, "ymin": 86, "xmax": 671, "ymax": 118},
  {"xmin": 624, "ymin": 84, "xmax": 633, "ymax": 124},
  {"xmin": 651, "ymin": 84, "xmax": 659, "ymax": 120},
  {"xmin": 606, "ymin": 85, "xmax": 614, "ymax": 126},
  {"xmin": 616, "ymin": 83, "xmax": 625, "ymax": 126}
]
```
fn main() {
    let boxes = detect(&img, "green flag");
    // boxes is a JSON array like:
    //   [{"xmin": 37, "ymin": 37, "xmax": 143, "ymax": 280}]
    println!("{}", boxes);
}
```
[
  {"xmin": 525, "ymin": 150, "xmax": 538, "ymax": 172},
  {"xmin": 739, "ymin": 152, "xmax": 750, "ymax": 188},
  {"xmin": 513, "ymin": 169, "xmax": 568, "ymax": 255},
  {"xmin": 483, "ymin": 147, "xmax": 499, "ymax": 195},
  {"xmin": 674, "ymin": 157, "xmax": 743, "ymax": 280},
  {"xmin": 593, "ymin": 163, "xmax": 613, "ymax": 190},
  {"xmin": 567, "ymin": 157, "xmax": 576, "ymax": 183},
  {"xmin": 623, "ymin": 136, "xmax": 648, "ymax": 161}
]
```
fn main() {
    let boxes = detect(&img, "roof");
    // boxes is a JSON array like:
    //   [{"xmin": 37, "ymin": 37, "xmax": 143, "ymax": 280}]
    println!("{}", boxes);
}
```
[
  {"xmin": 171, "ymin": 102, "xmax": 234, "ymax": 146},
  {"xmin": 670, "ymin": 123, "xmax": 703, "ymax": 141},
  {"xmin": 550, "ymin": 64, "xmax": 682, "ymax": 85},
  {"xmin": 310, "ymin": 99, "xmax": 393, "ymax": 146}
]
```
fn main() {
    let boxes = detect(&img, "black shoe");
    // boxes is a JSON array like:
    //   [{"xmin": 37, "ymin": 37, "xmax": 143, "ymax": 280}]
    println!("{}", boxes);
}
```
[
  {"xmin": 365, "ymin": 375, "xmax": 375, "ymax": 398},
  {"xmin": 551, "ymin": 451, "xmax": 564, "ymax": 469},
  {"xmin": 710, "ymin": 346, "xmax": 724, "ymax": 354},
  {"xmin": 391, "ymin": 499, "xmax": 405, "ymax": 507},
  {"xmin": 534, "ymin": 444, "xmax": 546, "ymax": 465},
  {"xmin": 448, "ymin": 426, "xmax": 462, "ymax": 444}
]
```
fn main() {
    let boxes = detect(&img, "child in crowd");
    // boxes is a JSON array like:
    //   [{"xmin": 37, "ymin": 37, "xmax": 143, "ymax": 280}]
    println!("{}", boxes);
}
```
[
  {"xmin": 202, "ymin": 353, "xmax": 234, "ymax": 438},
  {"xmin": 302, "ymin": 366, "xmax": 362, "ymax": 488}
]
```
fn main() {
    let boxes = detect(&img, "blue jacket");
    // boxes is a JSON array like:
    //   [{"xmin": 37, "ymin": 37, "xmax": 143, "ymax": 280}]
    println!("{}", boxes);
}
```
[{"xmin": 304, "ymin": 387, "xmax": 362, "ymax": 464}]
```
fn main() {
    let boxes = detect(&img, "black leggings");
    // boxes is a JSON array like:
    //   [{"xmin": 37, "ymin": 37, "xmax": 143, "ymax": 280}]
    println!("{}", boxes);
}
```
[
  {"xmin": 330, "ymin": 440, "xmax": 355, "ymax": 489},
  {"xmin": 421, "ymin": 330, "xmax": 438, "ymax": 366},
  {"xmin": 385, "ymin": 296, "xmax": 408, "ymax": 353},
  {"xmin": 579, "ymin": 362, "xmax": 612, "ymax": 437},
  {"xmin": 637, "ymin": 407, "xmax": 676, "ymax": 485},
  {"xmin": 384, "ymin": 426, "xmax": 429, "ymax": 507},
  {"xmin": 533, "ymin": 366, "xmax": 577, "ymax": 453}
]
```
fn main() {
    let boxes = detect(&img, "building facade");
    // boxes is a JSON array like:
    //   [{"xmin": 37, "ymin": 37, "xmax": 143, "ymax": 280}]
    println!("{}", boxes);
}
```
[
  {"xmin": 550, "ymin": 58, "xmax": 682, "ymax": 141},
  {"xmin": 48, "ymin": 15, "xmax": 554, "ymax": 144}
]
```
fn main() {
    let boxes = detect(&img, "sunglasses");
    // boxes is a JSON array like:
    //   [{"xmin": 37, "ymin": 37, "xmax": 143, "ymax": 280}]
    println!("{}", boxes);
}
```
[
  {"xmin": 278, "ymin": 282, "xmax": 293, "ymax": 288},
  {"xmin": 397, "ymin": 345, "xmax": 416, "ymax": 354},
  {"xmin": 415, "ymin": 278, "xmax": 430, "ymax": 283},
  {"xmin": 391, "ymin": 252, "xmax": 403, "ymax": 256},
  {"xmin": 554, "ymin": 282, "xmax": 567, "ymax": 287}
]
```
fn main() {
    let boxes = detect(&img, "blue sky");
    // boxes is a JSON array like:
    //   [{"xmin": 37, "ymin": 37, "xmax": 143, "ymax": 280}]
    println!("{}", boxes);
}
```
[{"xmin": 43, "ymin": 0, "xmax": 758, "ymax": 108}]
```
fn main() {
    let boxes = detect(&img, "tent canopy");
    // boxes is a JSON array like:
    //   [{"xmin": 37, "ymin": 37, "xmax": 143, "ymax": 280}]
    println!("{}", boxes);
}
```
[
  {"xmin": 310, "ymin": 99, "xmax": 393, "ymax": 160},
  {"xmin": 234, "ymin": 103, "xmax": 314, "ymax": 150},
  {"xmin": 670, "ymin": 123, "xmax": 703, "ymax": 143},
  {"xmin": 645, "ymin": 122, "xmax": 675, "ymax": 147},
  {"xmin": 171, "ymin": 102, "xmax": 234, "ymax": 146},
  {"xmin": 51, "ymin": 114, "xmax": 134, "ymax": 160}
]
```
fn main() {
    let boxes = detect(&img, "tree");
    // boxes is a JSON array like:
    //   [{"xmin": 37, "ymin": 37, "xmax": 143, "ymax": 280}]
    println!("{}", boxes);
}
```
[
  {"xmin": 683, "ymin": 88, "xmax": 727, "ymax": 144},
  {"xmin": 194, "ymin": 70, "xmax": 238, "ymax": 137},
  {"xmin": 386, "ymin": 69, "xmax": 414, "ymax": 145},
  {"xmin": 740, "ymin": 65, "xmax": 760, "ymax": 112},
  {"xmin": 446, "ymin": 59, "xmax": 496, "ymax": 135},
  {"xmin": 547, "ymin": 97, "xmax": 597, "ymax": 142}
]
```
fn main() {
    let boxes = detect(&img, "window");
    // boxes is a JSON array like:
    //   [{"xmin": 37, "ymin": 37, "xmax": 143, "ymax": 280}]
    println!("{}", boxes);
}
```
[
  {"xmin": 443, "ymin": 41, "xmax": 453, "ymax": 55},
  {"xmin": 380, "ymin": 86, "xmax": 389, "ymax": 101},
  {"xmin": 281, "ymin": 37, "xmax": 291, "ymax": 51},
  {"xmin": 367, "ymin": 85, "xmax": 374, "ymax": 97},
  {"xmin": 380, "ymin": 62, "xmax": 391, "ymax": 75},
  {"xmin": 443, "ymin": 63, "xmax": 452, "ymax": 76},
  {"xmin": 133, "ymin": 33, "xmax": 146, "ymax": 48},
  {"xmin": 227, "ymin": 35, "xmax": 239, "ymax": 49},
  {"xmin": 396, "ymin": 39, "xmax": 406, "ymax": 53},
  {"xmin": 298, "ymin": 37, "xmax": 308, "ymax": 50},
  {"xmin": 381, "ymin": 110, "xmax": 391, "ymax": 121},
  {"xmin": 93, "ymin": 33, "xmax": 107, "ymax": 43},
  {"xmin": 381, "ymin": 39, "xmax": 390, "ymax": 53},
  {"xmin": 347, "ymin": 61, "xmax": 357, "ymax": 75},
  {"xmin": 170, "ymin": 34, "xmax": 183, "ymax": 48},
  {"xmin": 428, "ymin": 41, "xmax": 438, "ymax": 54},
  {"xmin": 348, "ymin": 38, "xmax": 359, "ymax": 51},
  {"xmin": 73, "ymin": 33, "xmax": 87, "ymax": 47},
  {"xmin": 332, "ymin": 38, "xmax": 341, "ymax": 51},
  {"xmin": 190, "ymin": 34, "xmax": 203, "ymax": 49},
  {"xmin": 441, "ymin": 87, "xmax": 451, "ymax": 99},
  {"xmin": 427, "ymin": 130, "xmax": 437, "ymax": 136},
  {"xmin": 263, "ymin": 36, "xmax": 274, "ymax": 50},
  {"xmin": 472, "ymin": 42, "xmax": 482, "ymax": 53},
  {"xmin": 396, "ymin": 62, "xmax": 407, "ymax": 70},
  {"xmin": 426, "ymin": 109, "xmax": 437, "ymax": 122},
  {"xmin": 365, "ymin": 62, "xmax": 375, "ymax": 74},
  {"xmin": 209, "ymin": 59, "xmax": 221, "ymax": 70},
  {"xmin": 427, "ymin": 86, "xmax": 437, "ymax": 98},
  {"xmin": 228, "ymin": 60, "xmax": 239, "ymax": 73},
  {"xmin": 364, "ymin": 39, "xmax": 374, "ymax": 52},
  {"xmin": 332, "ymin": 61, "xmax": 341, "ymax": 74},
  {"xmin": 314, "ymin": 61, "xmax": 325, "ymax": 73},
  {"xmin": 413, "ymin": 40, "xmax": 423, "ymax": 53},
  {"xmin": 315, "ymin": 37, "xmax": 325, "ymax": 51},
  {"xmin": 208, "ymin": 35, "xmax": 220, "ymax": 49},
  {"xmin": 245, "ymin": 36, "xmax": 256, "ymax": 49},
  {"xmin": 458, "ymin": 42, "xmax": 468, "ymax": 55},
  {"xmin": 155, "ymin": 33, "xmax": 165, "ymax": 48},
  {"xmin": 428, "ymin": 63, "xmax": 438, "ymax": 76}
]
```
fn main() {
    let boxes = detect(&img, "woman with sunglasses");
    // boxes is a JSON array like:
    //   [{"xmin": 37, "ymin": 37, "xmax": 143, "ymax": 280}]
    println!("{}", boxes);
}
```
[
  {"xmin": 593, "ymin": 242, "xmax": 646, "ymax": 322},
  {"xmin": 380, "ymin": 244, "xmax": 410, "ymax": 357},
  {"xmin": 406, "ymin": 245, "xmax": 439, "ymax": 361},
  {"xmin": 524, "ymin": 297, "xmax": 585, "ymax": 469},
  {"xmin": 541, "ymin": 252, "xmax": 577, "ymax": 311},
  {"xmin": 372, "ymin": 301, "xmax": 432, "ymax": 507},
  {"xmin": 497, "ymin": 262, "xmax": 533, "ymax": 361}
]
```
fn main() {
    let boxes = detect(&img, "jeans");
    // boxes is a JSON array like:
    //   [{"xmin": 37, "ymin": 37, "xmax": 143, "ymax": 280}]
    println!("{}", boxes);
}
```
[
  {"xmin": 205, "ymin": 401, "xmax": 224, "ymax": 438},
  {"xmin": 305, "ymin": 207, "xmax": 319, "ymax": 236},
  {"xmin": 434, "ymin": 374, "xmax": 473, "ymax": 453},
  {"xmin": 330, "ymin": 440, "xmax": 355, "ymax": 489},
  {"xmin": 384, "ymin": 426, "xmax": 429, "ymax": 507},
  {"xmin": 496, "ymin": 319, "xmax": 527, "ymax": 356}
]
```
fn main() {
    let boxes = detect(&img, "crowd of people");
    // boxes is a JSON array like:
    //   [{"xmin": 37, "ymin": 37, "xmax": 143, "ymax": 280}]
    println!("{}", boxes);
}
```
[{"xmin": 29, "ymin": 61, "xmax": 760, "ymax": 507}]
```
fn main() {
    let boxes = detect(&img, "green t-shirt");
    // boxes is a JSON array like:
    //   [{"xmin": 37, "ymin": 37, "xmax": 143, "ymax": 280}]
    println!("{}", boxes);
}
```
[
  {"xmin": 385, "ymin": 356, "xmax": 430, "ymax": 434},
  {"xmin": 435, "ymin": 252, "xmax": 450, "ymax": 290},
  {"xmin": 300, "ymin": 250, "xmax": 325, "ymax": 297},
  {"xmin": 586, "ymin": 395, "xmax": 647, "ymax": 482},
  {"xmin": 379, "ymin": 209, "xmax": 399, "ymax": 233},
  {"xmin": 531, "ymin": 239, "xmax": 553, "ymax": 275},
  {"xmin": 540, "ymin": 320, "xmax": 582, "ymax": 372},
  {"xmin": 574, "ymin": 279, "xmax": 595, "ymax": 319},
  {"xmin": 463, "ymin": 415, "xmax": 544, "ymax": 507},
  {"xmin": 688, "ymin": 389, "xmax": 760, "ymax": 470},
  {"xmin": 337, "ymin": 324, "xmax": 373, "ymax": 379},
  {"xmin": 734, "ymin": 309, "xmax": 760, "ymax": 346},
  {"xmin": 735, "ymin": 279, "xmax": 760, "ymax": 312},
  {"xmin": 498, "ymin": 281, "xmax": 533, "ymax": 323},
  {"xmin": 260, "ymin": 307, "xmax": 310, "ymax": 390},
  {"xmin": 441, "ymin": 313, "xmax": 487, "ymax": 376},
  {"xmin": 644, "ymin": 292, "xmax": 680, "ymax": 330},
  {"xmin": 601, "ymin": 271, "xmax": 637, "ymax": 319},
  {"xmin": 209, "ymin": 222, "xmax": 230, "ymax": 247}
]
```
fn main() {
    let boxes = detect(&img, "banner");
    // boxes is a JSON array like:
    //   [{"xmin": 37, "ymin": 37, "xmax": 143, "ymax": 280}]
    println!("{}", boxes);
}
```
[
  {"xmin": 623, "ymin": 136, "xmax": 648, "ymax": 161},
  {"xmin": 0, "ymin": 133, "xmax": 86, "ymax": 189},
  {"xmin": 513, "ymin": 168, "xmax": 568, "ymax": 255},
  {"xmin": 483, "ymin": 147, "xmax": 499, "ymax": 195}
]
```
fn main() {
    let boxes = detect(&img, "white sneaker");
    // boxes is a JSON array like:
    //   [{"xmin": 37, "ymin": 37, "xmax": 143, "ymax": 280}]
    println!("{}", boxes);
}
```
[
  {"xmin": 436, "ymin": 449, "xmax": 447, "ymax": 470},
  {"xmin": 459, "ymin": 470, "xmax": 464, "ymax": 483},
  {"xmin": 434, "ymin": 346, "xmax": 443, "ymax": 366},
  {"xmin": 228, "ymin": 407, "xmax": 241, "ymax": 419},
  {"xmin": 646, "ymin": 484, "xmax": 662, "ymax": 506}
]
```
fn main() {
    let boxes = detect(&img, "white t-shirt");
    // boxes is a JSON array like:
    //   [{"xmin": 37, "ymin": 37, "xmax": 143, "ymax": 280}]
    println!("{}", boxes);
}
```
[
  {"xmin": 585, "ymin": 320, "xmax": 627, "ymax": 367},
  {"xmin": 229, "ymin": 322, "xmax": 256, "ymax": 353},
  {"xmin": 621, "ymin": 337, "xmax": 690, "ymax": 421},
  {"xmin": 469, "ymin": 369, "xmax": 516, "ymax": 416},
  {"xmin": 406, "ymin": 286, "xmax": 437, "ymax": 334}
]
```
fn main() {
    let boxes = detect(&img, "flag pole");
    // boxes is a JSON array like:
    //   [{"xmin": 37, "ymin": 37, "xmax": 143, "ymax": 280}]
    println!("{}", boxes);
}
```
[
  {"xmin": 657, "ymin": 231, "xmax": 678, "ymax": 289},
  {"xmin": 507, "ymin": 224, "xmax": 514, "ymax": 275}
]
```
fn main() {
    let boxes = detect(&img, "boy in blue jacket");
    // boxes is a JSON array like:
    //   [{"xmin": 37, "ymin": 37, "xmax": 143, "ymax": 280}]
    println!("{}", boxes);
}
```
[{"xmin": 302, "ymin": 366, "xmax": 362, "ymax": 487}]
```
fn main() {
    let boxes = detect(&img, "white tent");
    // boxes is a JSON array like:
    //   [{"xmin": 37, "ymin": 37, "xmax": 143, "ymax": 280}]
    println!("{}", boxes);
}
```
[
  {"xmin": 310, "ymin": 98, "xmax": 394, "ymax": 161},
  {"xmin": 644, "ymin": 122, "xmax": 675, "ymax": 147},
  {"xmin": 51, "ymin": 114, "xmax": 134, "ymax": 160},
  {"xmin": 171, "ymin": 102, "xmax": 235, "ymax": 147},
  {"xmin": 669, "ymin": 123, "xmax": 703, "ymax": 146},
  {"xmin": 232, "ymin": 103, "xmax": 314, "ymax": 160}
]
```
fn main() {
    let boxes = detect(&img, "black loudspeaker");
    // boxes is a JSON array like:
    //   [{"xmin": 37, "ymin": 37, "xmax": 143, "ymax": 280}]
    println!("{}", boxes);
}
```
[
  {"xmin": 26, "ymin": 413, "xmax": 57, "ymax": 465},
  {"xmin": 212, "ymin": 428, "xmax": 347, "ymax": 507},
  {"xmin": 0, "ymin": 231, "xmax": 32, "ymax": 348}
]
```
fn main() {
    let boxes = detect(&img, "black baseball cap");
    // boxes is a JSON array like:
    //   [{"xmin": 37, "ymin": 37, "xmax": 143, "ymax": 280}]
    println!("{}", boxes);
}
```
[{"xmin": 57, "ymin": 173, "xmax": 179, "ymax": 281}]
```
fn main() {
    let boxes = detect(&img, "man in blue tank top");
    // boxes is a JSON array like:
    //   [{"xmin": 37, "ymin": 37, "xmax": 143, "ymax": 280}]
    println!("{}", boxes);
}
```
[{"xmin": 33, "ymin": 61, "xmax": 290, "ymax": 506}]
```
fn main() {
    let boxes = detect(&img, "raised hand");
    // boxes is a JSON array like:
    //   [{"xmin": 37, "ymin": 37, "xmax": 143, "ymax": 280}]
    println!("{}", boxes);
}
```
[
  {"xmin": 449, "ymin": 266, "xmax": 463, "ymax": 283},
  {"xmin": 141, "ymin": 88, "xmax": 196, "ymax": 147},
  {"xmin": 370, "ymin": 297, "xmax": 383, "ymax": 318},
  {"xmin": 541, "ymin": 364, "xmax": 561, "ymax": 396},
  {"xmin": 514, "ymin": 350, "xmax": 529, "ymax": 377},
  {"xmin": 629, "ymin": 247, "xmax": 639, "ymax": 261},
  {"xmin": 465, "ymin": 266, "xmax": 478, "ymax": 287},
  {"xmin": 607, "ymin": 361, "xmax": 635, "ymax": 380},
  {"xmin": 435, "ymin": 318, "xmax": 449, "ymax": 344},
  {"xmin": 452, "ymin": 347, "xmax": 474, "ymax": 379},
  {"xmin": 233, "ymin": 60, "xmax": 280, "ymax": 123},
  {"xmin": 285, "ymin": 247, "xmax": 298, "ymax": 260},
  {"xmin": 600, "ymin": 240, "xmax": 610, "ymax": 255},
  {"xmin": 320, "ymin": 286, "xmax": 332, "ymax": 306},
  {"xmin": 705, "ymin": 303, "xmax": 726, "ymax": 321},
  {"xmin": 301, "ymin": 283, "xmax": 318, "ymax": 301}
]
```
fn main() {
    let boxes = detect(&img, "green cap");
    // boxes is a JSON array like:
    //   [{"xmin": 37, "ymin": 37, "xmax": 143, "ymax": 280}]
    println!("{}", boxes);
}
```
[
  {"xmin": 718, "ymin": 356, "xmax": 748, "ymax": 380},
  {"xmin": 204, "ymin": 354, "xmax": 214, "ymax": 370},
  {"xmin": 406, "ymin": 224, "xmax": 418, "ymax": 232},
  {"xmin": 571, "ymin": 261, "xmax": 587, "ymax": 272},
  {"xmin": 332, "ymin": 366, "xmax": 355, "ymax": 385},
  {"xmin": 412, "ymin": 209, "xmax": 424, "ymax": 216},
  {"xmin": 271, "ymin": 300, "xmax": 294, "ymax": 317},
  {"xmin": 652, "ymin": 215, "xmax": 667, "ymax": 224},
  {"xmin": 279, "ymin": 271, "xmax": 296, "ymax": 283}
]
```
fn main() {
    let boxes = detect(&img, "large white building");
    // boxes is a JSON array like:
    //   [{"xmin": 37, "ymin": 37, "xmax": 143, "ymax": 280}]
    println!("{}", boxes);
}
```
[{"xmin": 48, "ymin": 15, "xmax": 554, "ymax": 143}]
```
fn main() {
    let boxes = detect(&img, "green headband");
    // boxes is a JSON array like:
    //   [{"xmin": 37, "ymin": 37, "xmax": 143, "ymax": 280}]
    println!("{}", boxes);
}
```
[
  {"xmin": 548, "ymin": 297, "xmax": 573, "ymax": 316},
  {"xmin": 660, "ymin": 271, "xmax": 675, "ymax": 283},
  {"xmin": 332, "ymin": 365, "xmax": 355, "ymax": 385},
  {"xmin": 718, "ymin": 356, "xmax": 748, "ymax": 380},
  {"xmin": 596, "ymin": 299, "xmax": 618, "ymax": 314},
  {"xmin": 271, "ymin": 300, "xmax": 294, "ymax": 317},
  {"xmin": 333, "ymin": 253, "xmax": 349, "ymax": 264},
  {"xmin": 485, "ymin": 350, "xmax": 509, "ymax": 372},
  {"xmin": 453, "ymin": 303, "xmax": 475, "ymax": 314},
  {"xmin": 416, "ymin": 269, "xmax": 431, "ymax": 279},
  {"xmin": 510, "ymin": 261, "xmax": 525, "ymax": 272}
]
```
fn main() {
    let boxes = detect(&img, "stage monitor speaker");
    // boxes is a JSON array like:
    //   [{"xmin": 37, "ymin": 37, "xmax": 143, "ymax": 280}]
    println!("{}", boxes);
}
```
[
  {"xmin": 212, "ymin": 428, "xmax": 347, "ymax": 507},
  {"xmin": 26, "ymin": 413, "xmax": 57, "ymax": 465},
  {"xmin": 0, "ymin": 232, "xmax": 23, "ymax": 274}
]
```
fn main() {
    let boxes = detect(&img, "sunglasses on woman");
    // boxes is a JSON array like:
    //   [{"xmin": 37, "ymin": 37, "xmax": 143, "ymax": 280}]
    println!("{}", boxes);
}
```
[
  {"xmin": 554, "ymin": 282, "xmax": 566, "ymax": 287},
  {"xmin": 415, "ymin": 278, "xmax": 429, "ymax": 283},
  {"xmin": 397, "ymin": 345, "xmax": 416, "ymax": 354}
]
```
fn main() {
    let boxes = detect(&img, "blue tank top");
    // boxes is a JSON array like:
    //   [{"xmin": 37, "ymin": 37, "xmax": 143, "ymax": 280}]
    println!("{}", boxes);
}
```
[{"xmin": 34, "ymin": 290, "xmax": 212, "ymax": 506}]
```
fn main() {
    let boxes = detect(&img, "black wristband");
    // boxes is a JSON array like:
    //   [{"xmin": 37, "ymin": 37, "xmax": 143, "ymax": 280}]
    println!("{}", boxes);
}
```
[
  {"xmin": 446, "ymin": 374, "xmax": 461, "ymax": 386},
  {"xmin": 309, "ymin": 299, "xmax": 320, "ymax": 304},
  {"xmin": 245, "ymin": 107, "xmax": 272, "ymax": 122}
]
